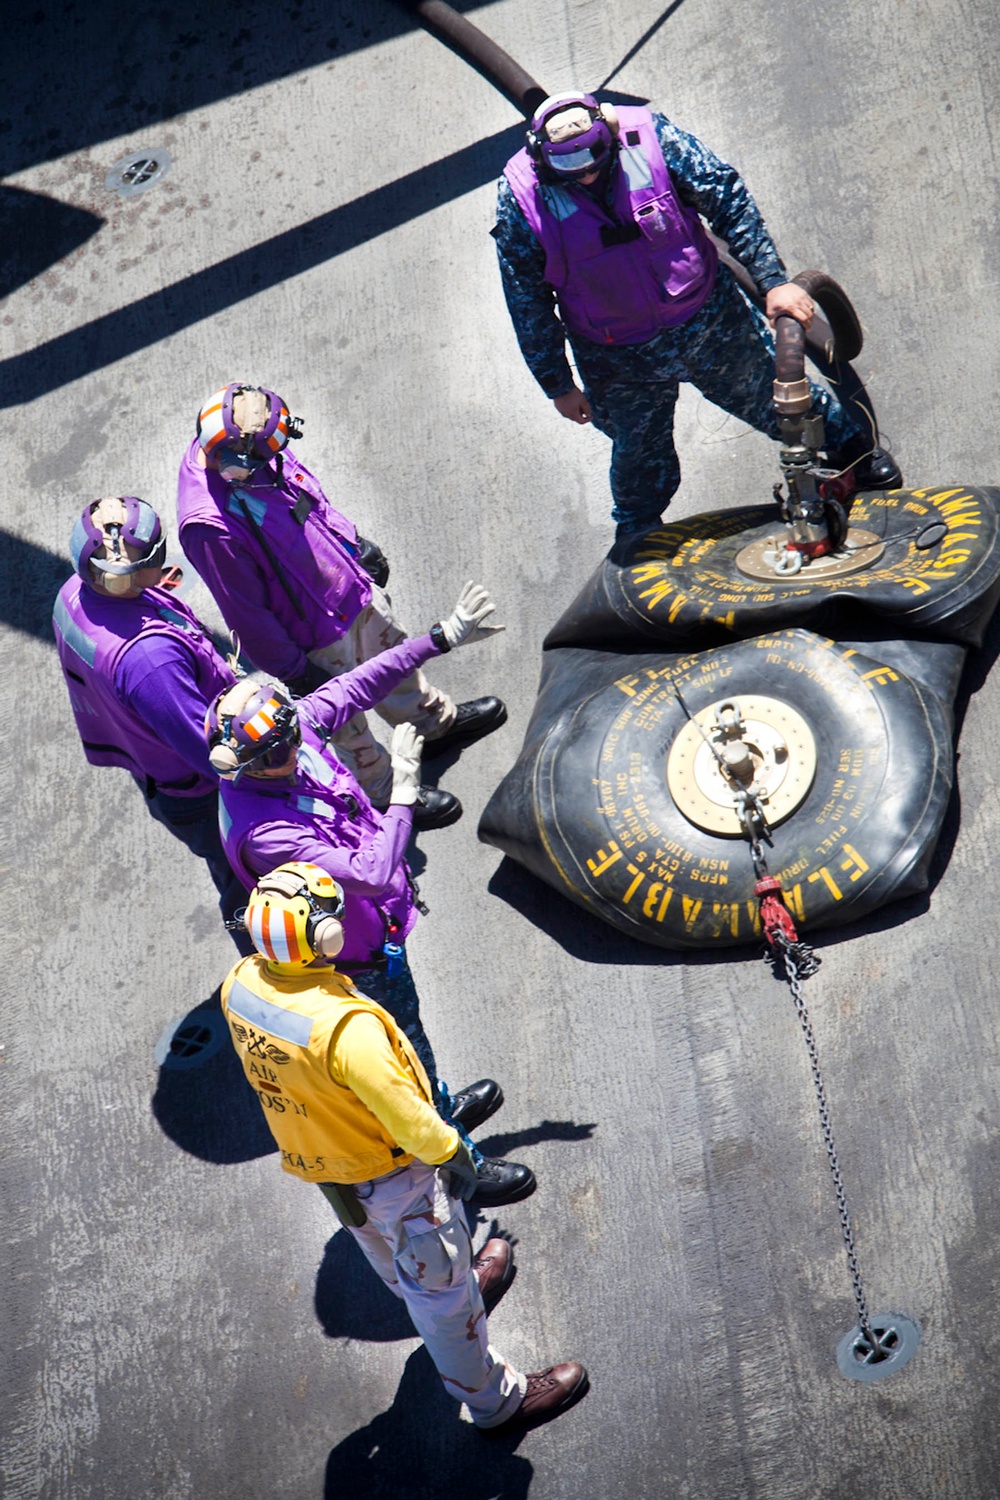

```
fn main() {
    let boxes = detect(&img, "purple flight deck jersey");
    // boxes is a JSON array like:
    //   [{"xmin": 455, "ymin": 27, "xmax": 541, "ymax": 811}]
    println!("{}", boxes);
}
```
[
  {"xmin": 177, "ymin": 440, "xmax": 372, "ymax": 682},
  {"xmin": 218, "ymin": 633, "xmax": 443, "ymax": 968},
  {"xmin": 503, "ymin": 106, "xmax": 718, "ymax": 346},
  {"xmin": 54, "ymin": 577, "xmax": 235, "ymax": 795}
]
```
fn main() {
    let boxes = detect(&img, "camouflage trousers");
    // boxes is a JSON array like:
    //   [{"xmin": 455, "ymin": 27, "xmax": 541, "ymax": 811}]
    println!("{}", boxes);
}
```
[
  {"xmin": 330, "ymin": 1161, "xmax": 525, "ymax": 1424},
  {"xmin": 573, "ymin": 265, "xmax": 863, "ymax": 529},
  {"xmin": 309, "ymin": 580, "xmax": 456, "ymax": 805}
]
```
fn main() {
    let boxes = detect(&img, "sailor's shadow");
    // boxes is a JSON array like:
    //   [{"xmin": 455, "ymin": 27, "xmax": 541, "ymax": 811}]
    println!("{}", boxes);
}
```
[
  {"xmin": 473, "ymin": 1119, "xmax": 598, "ymax": 1158},
  {"xmin": 0, "ymin": 531, "xmax": 72, "ymax": 642},
  {"xmin": 324, "ymin": 1345, "xmax": 533, "ymax": 1500},
  {"xmin": 150, "ymin": 989, "xmax": 276, "ymax": 1164},
  {"xmin": 314, "ymin": 1227, "xmax": 415, "ymax": 1342},
  {"xmin": 0, "ymin": 186, "xmax": 104, "ymax": 299}
]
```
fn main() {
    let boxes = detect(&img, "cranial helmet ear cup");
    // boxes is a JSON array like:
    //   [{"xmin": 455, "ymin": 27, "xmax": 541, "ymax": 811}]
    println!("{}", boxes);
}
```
[
  {"xmin": 209, "ymin": 742, "xmax": 241, "ymax": 775},
  {"xmin": 207, "ymin": 678, "xmax": 262, "ymax": 776},
  {"xmin": 311, "ymin": 915, "xmax": 345, "ymax": 959},
  {"xmin": 598, "ymin": 102, "xmax": 620, "ymax": 136}
]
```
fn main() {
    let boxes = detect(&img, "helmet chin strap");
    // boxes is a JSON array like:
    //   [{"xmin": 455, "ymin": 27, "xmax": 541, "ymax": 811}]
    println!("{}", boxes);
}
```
[{"xmin": 102, "ymin": 571, "xmax": 135, "ymax": 596}]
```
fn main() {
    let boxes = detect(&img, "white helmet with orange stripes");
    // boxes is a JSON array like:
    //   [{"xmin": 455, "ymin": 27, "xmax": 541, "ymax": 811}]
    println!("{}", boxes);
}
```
[
  {"xmin": 196, "ymin": 383, "xmax": 303, "ymax": 482},
  {"xmin": 205, "ymin": 679, "xmax": 301, "ymax": 780},
  {"xmin": 244, "ymin": 863, "xmax": 346, "ymax": 969}
]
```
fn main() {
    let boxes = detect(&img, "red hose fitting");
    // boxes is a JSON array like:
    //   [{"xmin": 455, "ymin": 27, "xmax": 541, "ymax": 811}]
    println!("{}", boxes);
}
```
[
  {"xmin": 754, "ymin": 876, "xmax": 800, "ymax": 946},
  {"xmin": 818, "ymin": 470, "xmax": 856, "ymax": 507},
  {"xmin": 786, "ymin": 536, "xmax": 834, "ymax": 559}
]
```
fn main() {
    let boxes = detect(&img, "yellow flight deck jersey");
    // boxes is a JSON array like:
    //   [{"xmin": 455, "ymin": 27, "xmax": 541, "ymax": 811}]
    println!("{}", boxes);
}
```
[{"xmin": 220, "ymin": 956, "xmax": 459, "ymax": 1184}]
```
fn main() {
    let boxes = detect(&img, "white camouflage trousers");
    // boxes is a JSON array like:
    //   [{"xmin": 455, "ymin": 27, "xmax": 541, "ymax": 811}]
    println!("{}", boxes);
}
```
[{"xmin": 345, "ymin": 1160, "xmax": 525, "ymax": 1426}]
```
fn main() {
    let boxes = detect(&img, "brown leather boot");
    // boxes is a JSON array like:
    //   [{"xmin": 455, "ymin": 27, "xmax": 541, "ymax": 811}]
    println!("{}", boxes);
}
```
[
  {"xmin": 471, "ymin": 1237, "xmax": 515, "ymax": 1311},
  {"xmin": 482, "ymin": 1362, "xmax": 589, "ymax": 1434}
]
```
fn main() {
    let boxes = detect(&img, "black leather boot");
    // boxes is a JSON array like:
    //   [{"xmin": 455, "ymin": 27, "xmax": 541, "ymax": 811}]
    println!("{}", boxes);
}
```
[
  {"xmin": 449, "ymin": 1079, "xmax": 504, "ymax": 1133},
  {"xmin": 472, "ymin": 1157, "xmax": 537, "ymax": 1207},
  {"xmin": 828, "ymin": 436, "xmax": 903, "ymax": 490},
  {"xmin": 411, "ymin": 785, "xmax": 462, "ymax": 830},
  {"xmin": 424, "ymin": 697, "xmax": 507, "ymax": 759}
]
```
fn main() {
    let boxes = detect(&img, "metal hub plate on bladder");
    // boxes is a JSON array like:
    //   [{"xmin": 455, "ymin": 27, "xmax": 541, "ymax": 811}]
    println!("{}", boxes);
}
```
[
  {"xmin": 545, "ymin": 487, "xmax": 1000, "ymax": 652},
  {"xmin": 666, "ymin": 694, "xmax": 816, "ymax": 835},
  {"xmin": 836, "ymin": 1311, "xmax": 921, "ymax": 1382},
  {"xmin": 736, "ymin": 528, "xmax": 885, "ymax": 582},
  {"xmin": 105, "ymin": 149, "xmax": 172, "ymax": 198}
]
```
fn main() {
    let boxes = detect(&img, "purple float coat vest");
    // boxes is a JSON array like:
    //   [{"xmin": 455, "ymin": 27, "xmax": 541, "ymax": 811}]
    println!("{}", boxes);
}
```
[
  {"xmin": 504, "ymin": 106, "xmax": 718, "ymax": 345},
  {"xmin": 218, "ymin": 727, "xmax": 418, "ymax": 968},
  {"xmin": 177, "ymin": 440, "xmax": 372, "ymax": 660},
  {"xmin": 53, "ymin": 577, "xmax": 234, "ymax": 795}
]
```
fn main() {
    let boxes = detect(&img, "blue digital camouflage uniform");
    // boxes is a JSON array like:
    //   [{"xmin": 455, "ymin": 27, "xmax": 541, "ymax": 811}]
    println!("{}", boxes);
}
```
[{"xmin": 494, "ymin": 113, "xmax": 864, "ymax": 531}]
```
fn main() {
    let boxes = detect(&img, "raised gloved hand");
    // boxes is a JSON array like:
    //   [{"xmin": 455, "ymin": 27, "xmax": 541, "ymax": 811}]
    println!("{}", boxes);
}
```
[
  {"xmin": 443, "ymin": 1138, "xmax": 479, "ymax": 1201},
  {"xmin": 439, "ymin": 581, "xmax": 505, "ymax": 650},
  {"xmin": 389, "ymin": 721, "xmax": 423, "ymax": 806}
]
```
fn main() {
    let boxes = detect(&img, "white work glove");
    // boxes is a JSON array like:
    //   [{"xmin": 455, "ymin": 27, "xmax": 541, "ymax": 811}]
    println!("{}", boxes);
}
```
[
  {"xmin": 438, "ymin": 581, "xmax": 505, "ymax": 650},
  {"xmin": 389, "ymin": 722, "xmax": 423, "ymax": 806}
]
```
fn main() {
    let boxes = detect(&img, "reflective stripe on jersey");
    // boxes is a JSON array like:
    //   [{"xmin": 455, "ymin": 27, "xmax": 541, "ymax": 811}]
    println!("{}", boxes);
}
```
[{"xmin": 226, "ymin": 975, "xmax": 315, "ymax": 1048}]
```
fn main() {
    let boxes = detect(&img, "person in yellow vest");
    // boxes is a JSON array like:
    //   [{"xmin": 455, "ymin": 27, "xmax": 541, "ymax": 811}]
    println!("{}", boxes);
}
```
[{"xmin": 221, "ymin": 862, "xmax": 590, "ymax": 1434}]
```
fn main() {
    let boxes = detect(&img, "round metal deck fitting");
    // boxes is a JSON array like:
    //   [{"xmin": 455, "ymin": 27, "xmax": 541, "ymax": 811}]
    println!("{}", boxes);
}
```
[
  {"xmin": 666, "ymin": 694, "xmax": 816, "ymax": 835},
  {"xmin": 736, "ymin": 527, "xmax": 885, "ymax": 582},
  {"xmin": 154, "ymin": 1006, "xmax": 227, "ymax": 1071},
  {"xmin": 105, "ymin": 149, "xmax": 172, "ymax": 198},
  {"xmin": 836, "ymin": 1311, "xmax": 921, "ymax": 1383}
]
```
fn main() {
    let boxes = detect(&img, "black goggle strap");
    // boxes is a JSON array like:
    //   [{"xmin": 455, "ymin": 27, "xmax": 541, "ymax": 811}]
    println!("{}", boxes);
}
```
[
  {"xmin": 90, "ymin": 529, "xmax": 167, "ymax": 576},
  {"xmin": 299, "ymin": 880, "xmax": 346, "ymax": 932},
  {"xmin": 253, "ymin": 705, "xmax": 301, "ymax": 769},
  {"xmin": 226, "ymin": 876, "xmax": 344, "ymax": 935}
]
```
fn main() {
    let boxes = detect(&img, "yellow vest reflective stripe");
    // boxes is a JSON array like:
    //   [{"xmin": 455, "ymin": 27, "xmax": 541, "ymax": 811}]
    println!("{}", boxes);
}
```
[
  {"xmin": 226, "ymin": 977, "xmax": 317, "ymax": 1048},
  {"xmin": 220, "ymin": 958, "xmax": 434, "ymax": 1184}
]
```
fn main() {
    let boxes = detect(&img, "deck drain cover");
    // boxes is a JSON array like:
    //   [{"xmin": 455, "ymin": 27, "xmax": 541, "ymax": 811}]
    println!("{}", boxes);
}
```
[
  {"xmin": 836, "ymin": 1311, "xmax": 921, "ymax": 1383},
  {"xmin": 106, "ymin": 149, "xmax": 172, "ymax": 198},
  {"xmin": 155, "ymin": 1005, "xmax": 226, "ymax": 1071}
]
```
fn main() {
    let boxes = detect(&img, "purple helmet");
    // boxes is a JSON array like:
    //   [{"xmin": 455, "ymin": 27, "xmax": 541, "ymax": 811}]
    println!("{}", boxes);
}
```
[
  {"xmin": 527, "ymin": 93, "xmax": 617, "ymax": 180},
  {"xmin": 70, "ymin": 497, "xmax": 167, "ymax": 585},
  {"xmin": 205, "ymin": 680, "xmax": 302, "ymax": 780},
  {"xmin": 196, "ymin": 384, "xmax": 303, "ymax": 479}
]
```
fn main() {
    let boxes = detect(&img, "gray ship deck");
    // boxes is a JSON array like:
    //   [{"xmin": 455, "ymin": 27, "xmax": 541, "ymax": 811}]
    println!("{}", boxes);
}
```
[{"xmin": 4, "ymin": 3, "xmax": 1000, "ymax": 1497}]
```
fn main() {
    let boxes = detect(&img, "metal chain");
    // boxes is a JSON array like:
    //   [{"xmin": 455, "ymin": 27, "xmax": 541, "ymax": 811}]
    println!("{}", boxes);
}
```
[
  {"xmin": 671, "ymin": 679, "xmax": 883, "ymax": 1351},
  {"xmin": 773, "ymin": 936, "xmax": 880, "ymax": 1350},
  {"xmin": 739, "ymin": 796, "xmax": 772, "ymax": 878}
]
